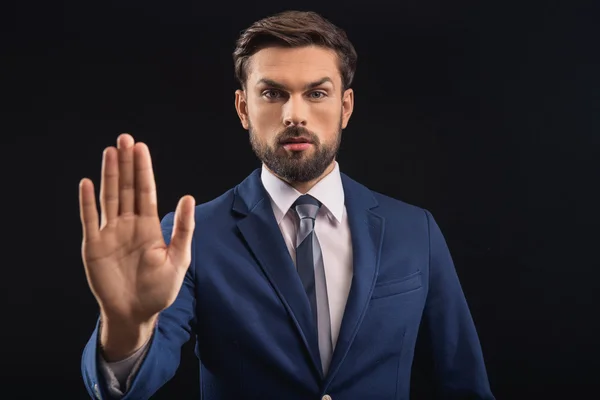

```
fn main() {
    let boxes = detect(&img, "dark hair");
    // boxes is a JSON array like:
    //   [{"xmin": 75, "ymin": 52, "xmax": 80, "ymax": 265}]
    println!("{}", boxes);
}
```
[{"xmin": 233, "ymin": 10, "xmax": 357, "ymax": 91}]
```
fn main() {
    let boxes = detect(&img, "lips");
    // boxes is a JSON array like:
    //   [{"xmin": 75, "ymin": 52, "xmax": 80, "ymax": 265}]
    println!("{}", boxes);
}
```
[
  {"xmin": 280, "ymin": 137, "xmax": 312, "ymax": 145},
  {"xmin": 280, "ymin": 137, "xmax": 313, "ymax": 151}
]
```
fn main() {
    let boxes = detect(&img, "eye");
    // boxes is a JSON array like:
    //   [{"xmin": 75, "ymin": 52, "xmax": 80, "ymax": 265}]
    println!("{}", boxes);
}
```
[
  {"xmin": 262, "ymin": 89, "xmax": 283, "ymax": 100},
  {"xmin": 308, "ymin": 91, "xmax": 327, "ymax": 99}
]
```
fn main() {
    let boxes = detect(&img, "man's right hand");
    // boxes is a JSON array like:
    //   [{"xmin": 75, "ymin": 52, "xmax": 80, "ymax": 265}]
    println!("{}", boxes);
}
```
[{"xmin": 78, "ymin": 133, "xmax": 195, "ymax": 360}]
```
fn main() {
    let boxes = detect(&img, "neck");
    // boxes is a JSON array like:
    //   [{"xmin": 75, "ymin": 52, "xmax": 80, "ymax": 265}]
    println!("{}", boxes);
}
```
[{"xmin": 266, "ymin": 161, "xmax": 336, "ymax": 194}]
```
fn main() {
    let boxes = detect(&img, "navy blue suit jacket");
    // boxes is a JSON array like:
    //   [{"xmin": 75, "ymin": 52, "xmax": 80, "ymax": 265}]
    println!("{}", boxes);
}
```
[{"xmin": 81, "ymin": 168, "xmax": 494, "ymax": 399}]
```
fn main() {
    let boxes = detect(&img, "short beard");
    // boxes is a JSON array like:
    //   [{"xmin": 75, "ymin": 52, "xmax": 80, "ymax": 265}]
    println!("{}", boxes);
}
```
[{"xmin": 249, "ymin": 119, "xmax": 342, "ymax": 183}]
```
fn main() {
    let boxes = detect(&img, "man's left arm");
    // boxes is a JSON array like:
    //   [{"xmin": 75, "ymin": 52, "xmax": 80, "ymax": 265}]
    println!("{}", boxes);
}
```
[{"xmin": 422, "ymin": 209, "xmax": 495, "ymax": 399}]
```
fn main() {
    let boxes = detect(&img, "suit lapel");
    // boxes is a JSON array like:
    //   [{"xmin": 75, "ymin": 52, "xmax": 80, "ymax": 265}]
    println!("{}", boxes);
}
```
[
  {"xmin": 233, "ymin": 170, "xmax": 324, "ymax": 378},
  {"xmin": 325, "ymin": 173, "xmax": 384, "ymax": 385}
]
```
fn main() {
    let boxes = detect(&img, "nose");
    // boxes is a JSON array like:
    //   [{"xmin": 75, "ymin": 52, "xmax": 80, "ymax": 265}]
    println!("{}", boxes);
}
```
[{"xmin": 283, "ymin": 96, "xmax": 308, "ymax": 127}]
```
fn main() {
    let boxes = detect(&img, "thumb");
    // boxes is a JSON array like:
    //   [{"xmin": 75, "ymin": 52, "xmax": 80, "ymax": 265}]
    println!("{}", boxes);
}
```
[{"xmin": 168, "ymin": 195, "xmax": 196, "ymax": 269}]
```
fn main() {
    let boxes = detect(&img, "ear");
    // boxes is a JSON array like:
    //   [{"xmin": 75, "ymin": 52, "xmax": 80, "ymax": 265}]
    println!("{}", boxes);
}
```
[
  {"xmin": 341, "ymin": 88, "xmax": 354, "ymax": 129},
  {"xmin": 235, "ymin": 89, "xmax": 249, "ymax": 130}
]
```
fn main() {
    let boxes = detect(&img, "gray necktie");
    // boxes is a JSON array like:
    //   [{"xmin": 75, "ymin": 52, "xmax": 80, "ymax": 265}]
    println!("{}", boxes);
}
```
[{"xmin": 293, "ymin": 194, "xmax": 333, "ymax": 374}]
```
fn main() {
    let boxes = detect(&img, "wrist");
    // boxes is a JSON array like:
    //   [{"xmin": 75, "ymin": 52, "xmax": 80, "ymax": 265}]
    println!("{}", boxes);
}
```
[{"xmin": 99, "ymin": 312, "xmax": 157, "ymax": 362}]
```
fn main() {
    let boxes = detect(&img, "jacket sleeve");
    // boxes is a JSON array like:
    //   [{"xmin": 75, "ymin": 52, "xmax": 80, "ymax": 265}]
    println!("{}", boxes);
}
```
[
  {"xmin": 422, "ymin": 210, "xmax": 495, "ymax": 399},
  {"xmin": 81, "ymin": 211, "xmax": 198, "ymax": 400}
]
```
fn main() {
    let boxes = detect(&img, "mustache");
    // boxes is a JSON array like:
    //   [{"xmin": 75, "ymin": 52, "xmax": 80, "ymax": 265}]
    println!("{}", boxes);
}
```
[{"xmin": 276, "ymin": 126, "xmax": 319, "ymax": 144}]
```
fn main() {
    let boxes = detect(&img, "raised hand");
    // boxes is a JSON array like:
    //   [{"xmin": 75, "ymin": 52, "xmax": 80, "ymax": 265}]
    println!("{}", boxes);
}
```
[{"xmin": 78, "ymin": 134, "xmax": 195, "ymax": 359}]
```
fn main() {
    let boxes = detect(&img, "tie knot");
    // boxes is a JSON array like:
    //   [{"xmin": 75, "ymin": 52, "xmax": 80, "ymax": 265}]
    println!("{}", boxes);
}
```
[{"xmin": 293, "ymin": 194, "xmax": 321, "ymax": 220}]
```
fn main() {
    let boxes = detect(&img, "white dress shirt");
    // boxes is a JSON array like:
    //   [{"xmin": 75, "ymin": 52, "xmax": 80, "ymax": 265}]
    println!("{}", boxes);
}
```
[{"xmin": 99, "ymin": 161, "xmax": 354, "ymax": 396}]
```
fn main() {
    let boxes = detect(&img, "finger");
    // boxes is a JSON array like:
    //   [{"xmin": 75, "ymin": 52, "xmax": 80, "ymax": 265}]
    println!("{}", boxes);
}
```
[
  {"xmin": 79, "ymin": 178, "xmax": 100, "ymax": 242},
  {"xmin": 99, "ymin": 147, "xmax": 119, "ymax": 227},
  {"xmin": 133, "ymin": 142, "xmax": 158, "ymax": 217},
  {"xmin": 168, "ymin": 195, "xmax": 196, "ymax": 269},
  {"xmin": 117, "ymin": 133, "xmax": 135, "ymax": 215}
]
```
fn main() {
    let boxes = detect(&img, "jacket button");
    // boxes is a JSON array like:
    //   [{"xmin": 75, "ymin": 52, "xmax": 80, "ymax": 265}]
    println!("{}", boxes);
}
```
[
  {"xmin": 322, "ymin": 395, "xmax": 332, "ymax": 400},
  {"xmin": 93, "ymin": 383, "xmax": 102, "ymax": 399}
]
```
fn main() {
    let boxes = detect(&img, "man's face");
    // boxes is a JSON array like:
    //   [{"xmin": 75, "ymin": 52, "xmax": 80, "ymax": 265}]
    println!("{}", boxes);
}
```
[{"xmin": 235, "ymin": 45, "xmax": 354, "ymax": 183}]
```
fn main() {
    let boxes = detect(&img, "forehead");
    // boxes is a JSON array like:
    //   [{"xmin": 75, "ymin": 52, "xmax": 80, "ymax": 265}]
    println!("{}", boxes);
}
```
[{"xmin": 246, "ymin": 45, "xmax": 341, "ymax": 88}]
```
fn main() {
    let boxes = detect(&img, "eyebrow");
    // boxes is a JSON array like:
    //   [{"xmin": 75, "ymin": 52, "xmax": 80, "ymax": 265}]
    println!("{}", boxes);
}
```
[{"xmin": 256, "ymin": 77, "xmax": 334, "ymax": 91}]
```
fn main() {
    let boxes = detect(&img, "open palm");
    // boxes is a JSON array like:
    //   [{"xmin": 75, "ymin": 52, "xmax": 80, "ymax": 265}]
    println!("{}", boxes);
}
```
[{"xmin": 78, "ymin": 134, "xmax": 195, "ymax": 325}]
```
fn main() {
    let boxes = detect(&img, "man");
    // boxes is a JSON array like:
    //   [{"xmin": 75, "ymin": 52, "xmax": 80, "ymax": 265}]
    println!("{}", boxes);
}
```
[{"xmin": 79, "ymin": 10, "xmax": 494, "ymax": 400}]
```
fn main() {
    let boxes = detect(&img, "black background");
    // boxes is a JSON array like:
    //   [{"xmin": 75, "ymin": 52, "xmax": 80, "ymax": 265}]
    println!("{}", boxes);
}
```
[{"xmin": 4, "ymin": 0, "xmax": 599, "ymax": 398}]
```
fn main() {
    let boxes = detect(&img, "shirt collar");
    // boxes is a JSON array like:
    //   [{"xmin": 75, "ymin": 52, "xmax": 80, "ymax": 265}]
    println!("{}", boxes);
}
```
[{"xmin": 260, "ymin": 161, "xmax": 345, "ymax": 225}]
